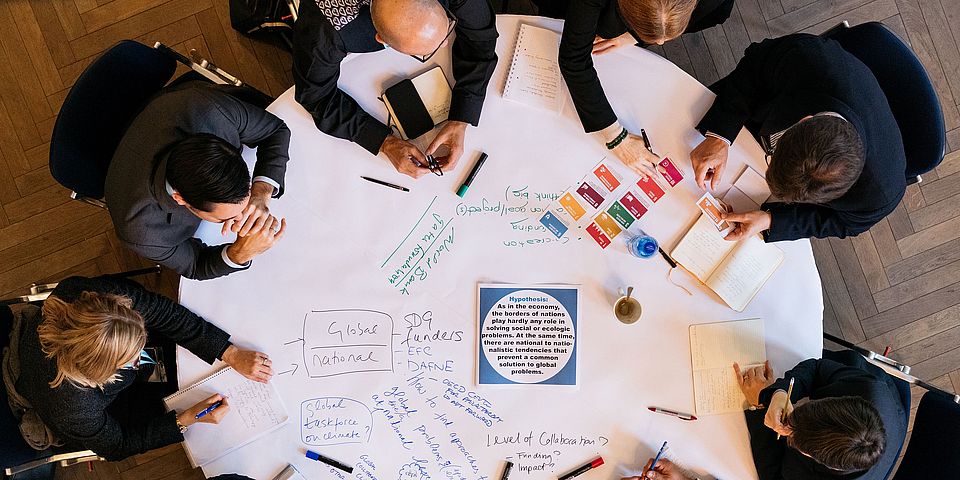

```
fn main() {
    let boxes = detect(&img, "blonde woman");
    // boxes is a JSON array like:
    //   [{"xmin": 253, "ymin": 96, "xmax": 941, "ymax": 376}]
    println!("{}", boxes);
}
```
[
  {"xmin": 542, "ymin": 0, "xmax": 735, "ymax": 175},
  {"xmin": 5, "ymin": 276, "xmax": 273, "ymax": 460}
]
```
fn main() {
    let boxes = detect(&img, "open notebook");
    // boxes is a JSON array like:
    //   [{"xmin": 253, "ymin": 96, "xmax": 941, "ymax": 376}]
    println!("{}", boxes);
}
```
[
  {"xmin": 163, "ymin": 367, "xmax": 289, "ymax": 467},
  {"xmin": 689, "ymin": 319, "xmax": 766, "ymax": 415},
  {"xmin": 671, "ymin": 214, "xmax": 784, "ymax": 312},
  {"xmin": 502, "ymin": 23, "xmax": 564, "ymax": 112}
]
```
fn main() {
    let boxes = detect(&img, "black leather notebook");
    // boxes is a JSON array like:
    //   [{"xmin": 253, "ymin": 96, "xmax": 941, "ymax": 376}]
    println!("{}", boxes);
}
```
[{"xmin": 382, "ymin": 66, "xmax": 452, "ymax": 140}]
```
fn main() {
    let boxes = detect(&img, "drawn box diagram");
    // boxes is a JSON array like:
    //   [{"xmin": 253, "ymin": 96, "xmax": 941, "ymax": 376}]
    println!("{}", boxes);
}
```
[{"xmin": 302, "ymin": 309, "xmax": 394, "ymax": 378}]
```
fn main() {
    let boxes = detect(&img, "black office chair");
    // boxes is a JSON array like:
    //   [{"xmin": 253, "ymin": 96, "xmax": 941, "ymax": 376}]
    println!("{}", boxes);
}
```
[
  {"xmin": 1, "ymin": 305, "xmax": 103, "ymax": 479},
  {"xmin": 823, "ymin": 22, "xmax": 946, "ymax": 185},
  {"xmin": 892, "ymin": 391, "xmax": 960, "ymax": 479},
  {"xmin": 49, "ymin": 40, "xmax": 263, "ymax": 208}
]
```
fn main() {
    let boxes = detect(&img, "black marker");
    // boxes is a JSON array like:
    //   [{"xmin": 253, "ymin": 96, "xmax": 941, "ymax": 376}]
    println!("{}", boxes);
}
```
[
  {"xmin": 641, "ymin": 129, "xmax": 653, "ymax": 153},
  {"xmin": 658, "ymin": 247, "xmax": 677, "ymax": 268},
  {"xmin": 361, "ymin": 176, "xmax": 409, "ymax": 192},
  {"xmin": 456, "ymin": 152, "xmax": 488, "ymax": 198},
  {"xmin": 499, "ymin": 460, "xmax": 514, "ymax": 480},
  {"xmin": 306, "ymin": 450, "xmax": 353, "ymax": 473}
]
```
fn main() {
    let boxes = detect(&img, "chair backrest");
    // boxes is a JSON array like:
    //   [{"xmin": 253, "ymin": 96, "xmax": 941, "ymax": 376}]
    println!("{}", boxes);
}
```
[
  {"xmin": 892, "ymin": 391, "xmax": 960, "ymax": 479},
  {"xmin": 49, "ymin": 40, "xmax": 176, "ymax": 199},
  {"xmin": 0, "ymin": 305, "xmax": 41, "ymax": 470},
  {"xmin": 826, "ymin": 22, "xmax": 946, "ymax": 180}
]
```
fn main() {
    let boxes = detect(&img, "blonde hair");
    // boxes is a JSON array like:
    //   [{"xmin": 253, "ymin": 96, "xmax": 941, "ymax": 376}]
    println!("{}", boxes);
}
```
[
  {"xmin": 37, "ymin": 292, "xmax": 147, "ymax": 389},
  {"xmin": 617, "ymin": 0, "xmax": 697, "ymax": 44}
]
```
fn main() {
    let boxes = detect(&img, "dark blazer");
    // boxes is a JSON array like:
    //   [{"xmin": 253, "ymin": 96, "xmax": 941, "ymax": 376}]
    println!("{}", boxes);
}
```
[
  {"xmin": 556, "ymin": 0, "xmax": 735, "ymax": 132},
  {"xmin": 105, "ymin": 81, "xmax": 291, "ymax": 280},
  {"xmin": 292, "ymin": 0, "xmax": 498, "ymax": 155},
  {"xmin": 744, "ymin": 358, "xmax": 906, "ymax": 480},
  {"xmin": 14, "ymin": 276, "xmax": 232, "ymax": 461},
  {"xmin": 696, "ymin": 34, "xmax": 907, "ymax": 241}
]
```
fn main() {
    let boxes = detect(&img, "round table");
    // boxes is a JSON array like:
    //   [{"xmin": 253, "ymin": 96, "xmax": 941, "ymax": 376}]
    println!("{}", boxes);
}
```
[{"xmin": 179, "ymin": 15, "xmax": 823, "ymax": 480}]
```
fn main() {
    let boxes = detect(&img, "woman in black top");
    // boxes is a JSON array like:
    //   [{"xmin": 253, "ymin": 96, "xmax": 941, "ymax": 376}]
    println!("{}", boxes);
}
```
[
  {"xmin": 7, "ymin": 276, "xmax": 274, "ymax": 460},
  {"xmin": 540, "ymin": 0, "xmax": 735, "ymax": 175}
]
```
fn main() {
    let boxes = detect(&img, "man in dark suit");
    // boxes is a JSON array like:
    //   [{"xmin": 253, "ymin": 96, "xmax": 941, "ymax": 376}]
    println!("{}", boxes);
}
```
[
  {"xmin": 292, "ymin": 0, "xmax": 497, "ymax": 179},
  {"xmin": 691, "ymin": 33, "xmax": 907, "ymax": 242},
  {"xmin": 105, "ymin": 81, "xmax": 291, "ymax": 280},
  {"xmin": 735, "ymin": 356, "xmax": 906, "ymax": 480}
]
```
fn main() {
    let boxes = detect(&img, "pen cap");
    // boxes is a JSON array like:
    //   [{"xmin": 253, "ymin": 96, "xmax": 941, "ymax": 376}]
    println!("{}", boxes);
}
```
[
  {"xmin": 306, "ymin": 451, "xmax": 320, "ymax": 461},
  {"xmin": 456, "ymin": 184, "xmax": 469, "ymax": 197}
]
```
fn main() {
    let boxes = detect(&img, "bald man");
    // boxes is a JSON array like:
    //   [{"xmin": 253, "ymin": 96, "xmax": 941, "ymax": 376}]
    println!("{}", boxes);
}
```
[{"xmin": 292, "ymin": 0, "xmax": 498, "ymax": 178}]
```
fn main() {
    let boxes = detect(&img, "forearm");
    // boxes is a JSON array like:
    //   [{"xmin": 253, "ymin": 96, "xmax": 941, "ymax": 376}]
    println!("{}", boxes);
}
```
[{"xmin": 448, "ymin": 0, "xmax": 498, "ymax": 125}]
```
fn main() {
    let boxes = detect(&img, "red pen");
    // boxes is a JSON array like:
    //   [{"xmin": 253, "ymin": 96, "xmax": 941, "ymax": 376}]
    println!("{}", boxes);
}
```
[
  {"xmin": 648, "ymin": 407, "xmax": 698, "ymax": 421},
  {"xmin": 558, "ymin": 457, "xmax": 604, "ymax": 480}
]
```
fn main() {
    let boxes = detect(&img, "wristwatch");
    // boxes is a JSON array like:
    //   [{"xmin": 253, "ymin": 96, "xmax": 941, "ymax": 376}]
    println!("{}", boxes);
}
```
[{"xmin": 175, "ymin": 416, "xmax": 189, "ymax": 434}]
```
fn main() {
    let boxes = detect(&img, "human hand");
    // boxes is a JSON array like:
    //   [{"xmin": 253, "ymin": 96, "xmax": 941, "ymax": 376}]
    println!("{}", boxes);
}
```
[
  {"xmin": 722, "ymin": 210, "xmax": 772, "ymax": 241},
  {"xmin": 380, "ymin": 135, "xmax": 430, "ymax": 179},
  {"xmin": 426, "ymin": 121, "xmax": 467, "ymax": 172},
  {"xmin": 593, "ymin": 33, "xmax": 635, "ymax": 54},
  {"xmin": 734, "ymin": 360, "xmax": 774, "ymax": 407},
  {"xmin": 178, "ymin": 394, "xmax": 231, "ymax": 427},
  {"xmin": 691, "ymin": 136, "xmax": 729, "ymax": 190},
  {"xmin": 611, "ymin": 134, "xmax": 661, "ymax": 179},
  {"xmin": 222, "ymin": 181, "xmax": 274, "ymax": 237},
  {"xmin": 621, "ymin": 459, "xmax": 693, "ymax": 480},
  {"xmin": 222, "ymin": 345, "xmax": 273, "ymax": 383},
  {"xmin": 226, "ymin": 216, "xmax": 286, "ymax": 265},
  {"xmin": 765, "ymin": 389, "xmax": 794, "ymax": 437}
]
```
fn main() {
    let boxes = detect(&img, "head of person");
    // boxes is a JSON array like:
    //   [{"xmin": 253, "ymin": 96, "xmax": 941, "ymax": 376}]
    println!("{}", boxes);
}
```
[
  {"xmin": 766, "ymin": 116, "xmax": 865, "ymax": 205},
  {"xmin": 371, "ymin": 0, "xmax": 454, "ymax": 59},
  {"xmin": 37, "ymin": 292, "xmax": 147, "ymax": 389},
  {"xmin": 166, "ymin": 133, "xmax": 251, "ymax": 224},
  {"xmin": 785, "ymin": 396, "xmax": 886, "ymax": 472},
  {"xmin": 617, "ymin": 0, "xmax": 697, "ymax": 45}
]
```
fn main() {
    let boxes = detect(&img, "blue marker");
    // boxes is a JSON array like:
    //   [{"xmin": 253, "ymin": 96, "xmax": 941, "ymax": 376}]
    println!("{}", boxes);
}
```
[
  {"xmin": 647, "ymin": 441, "xmax": 668, "ymax": 474},
  {"xmin": 194, "ymin": 400, "xmax": 223, "ymax": 419}
]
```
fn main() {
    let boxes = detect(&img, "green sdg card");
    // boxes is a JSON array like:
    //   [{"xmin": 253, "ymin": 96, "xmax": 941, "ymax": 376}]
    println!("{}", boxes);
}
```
[{"xmin": 607, "ymin": 201, "xmax": 635, "ymax": 229}]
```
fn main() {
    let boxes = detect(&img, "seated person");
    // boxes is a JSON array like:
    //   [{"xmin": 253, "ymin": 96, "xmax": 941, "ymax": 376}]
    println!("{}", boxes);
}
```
[
  {"xmin": 550, "ymin": 0, "xmax": 735, "ymax": 176},
  {"xmin": 3, "ymin": 275, "xmax": 273, "ymax": 461},
  {"xmin": 292, "ymin": 0, "xmax": 498, "ymax": 178},
  {"xmin": 623, "ymin": 458, "xmax": 709, "ymax": 480},
  {"xmin": 735, "ymin": 358, "xmax": 906, "ymax": 480},
  {"xmin": 106, "ymin": 80, "xmax": 290, "ymax": 280},
  {"xmin": 690, "ymin": 33, "xmax": 907, "ymax": 241}
]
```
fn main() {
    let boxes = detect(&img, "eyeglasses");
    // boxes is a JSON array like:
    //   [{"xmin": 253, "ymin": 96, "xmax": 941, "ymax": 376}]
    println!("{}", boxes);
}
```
[{"xmin": 409, "ymin": 6, "xmax": 457, "ymax": 63}]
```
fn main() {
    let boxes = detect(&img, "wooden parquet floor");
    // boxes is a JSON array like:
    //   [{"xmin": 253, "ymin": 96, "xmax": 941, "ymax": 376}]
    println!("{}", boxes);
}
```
[{"xmin": 0, "ymin": 0, "xmax": 955, "ymax": 478}]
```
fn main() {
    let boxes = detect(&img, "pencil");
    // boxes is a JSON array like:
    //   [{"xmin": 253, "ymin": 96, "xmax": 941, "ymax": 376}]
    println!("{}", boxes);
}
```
[{"xmin": 777, "ymin": 377, "xmax": 795, "ymax": 440}]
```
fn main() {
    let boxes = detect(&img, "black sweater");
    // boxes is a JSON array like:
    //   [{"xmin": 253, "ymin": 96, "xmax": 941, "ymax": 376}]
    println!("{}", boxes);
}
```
[
  {"xmin": 14, "ymin": 276, "xmax": 232, "ymax": 460},
  {"xmin": 557, "ymin": 0, "xmax": 735, "ymax": 132},
  {"xmin": 744, "ymin": 358, "xmax": 906, "ymax": 480},
  {"xmin": 292, "ymin": 0, "xmax": 498, "ymax": 154},
  {"xmin": 696, "ymin": 34, "xmax": 906, "ymax": 241}
]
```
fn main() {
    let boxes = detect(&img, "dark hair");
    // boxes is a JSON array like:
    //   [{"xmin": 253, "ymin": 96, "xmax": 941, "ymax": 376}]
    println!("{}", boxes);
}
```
[
  {"xmin": 165, "ymin": 133, "xmax": 250, "ymax": 212},
  {"xmin": 785, "ymin": 396, "xmax": 886, "ymax": 472},
  {"xmin": 767, "ymin": 116, "xmax": 865, "ymax": 204}
]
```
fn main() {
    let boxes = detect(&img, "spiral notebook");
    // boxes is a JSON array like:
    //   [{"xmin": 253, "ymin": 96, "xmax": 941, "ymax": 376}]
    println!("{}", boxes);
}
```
[
  {"xmin": 163, "ymin": 367, "xmax": 289, "ymax": 467},
  {"xmin": 502, "ymin": 23, "xmax": 564, "ymax": 112}
]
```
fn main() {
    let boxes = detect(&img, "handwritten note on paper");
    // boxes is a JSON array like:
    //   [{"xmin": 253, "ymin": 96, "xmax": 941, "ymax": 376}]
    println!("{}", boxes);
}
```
[
  {"xmin": 689, "ymin": 319, "xmax": 766, "ymax": 415},
  {"xmin": 230, "ymin": 380, "xmax": 286, "ymax": 430},
  {"xmin": 707, "ymin": 235, "xmax": 785, "ymax": 312},
  {"xmin": 503, "ymin": 24, "xmax": 564, "ymax": 112},
  {"xmin": 381, "ymin": 196, "xmax": 456, "ymax": 296}
]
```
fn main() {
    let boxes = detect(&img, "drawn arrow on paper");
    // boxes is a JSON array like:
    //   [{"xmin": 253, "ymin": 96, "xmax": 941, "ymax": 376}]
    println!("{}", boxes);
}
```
[
  {"xmin": 278, "ymin": 364, "xmax": 299, "ymax": 376},
  {"xmin": 599, "ymin": 436, "xmax": 609, "ymax": 446}
]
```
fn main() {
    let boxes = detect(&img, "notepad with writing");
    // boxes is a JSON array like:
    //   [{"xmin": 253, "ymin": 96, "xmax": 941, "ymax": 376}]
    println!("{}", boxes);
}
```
[
  {"xmin": 689, "ymin": 319, "xmax": 766, "ymax": 415},
  {"xmin": 670, "ymin": 214, "xmax": 784, "ymax": 312},
  {"xmin": 502, "ymin": 23, "xmax": 563, "ymax": 112},
  {"xmin": 382, "ymin": 66, "xmax": 452, "ymax": 140},
  {"xmin": 163, "ymin": 367, "xmax": 289, "ymax": 467}
]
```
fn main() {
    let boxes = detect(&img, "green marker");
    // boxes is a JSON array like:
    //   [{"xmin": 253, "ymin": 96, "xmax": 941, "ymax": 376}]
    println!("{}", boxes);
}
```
[{"xmin": 457, "ymin": 152, "xmax": 488, "ymax": 198}]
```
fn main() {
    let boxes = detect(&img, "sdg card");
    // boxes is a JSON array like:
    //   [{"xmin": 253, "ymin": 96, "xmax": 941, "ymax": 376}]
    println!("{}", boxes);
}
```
[
  {"xmin": 658, "ymin": 157, "xmax": 684, "ymax": 187},
  {"xmin": 540, "ymin": 211, "xmax": 570, "ymax": 238},
  {"xmin": 593, "ymin": 163, "xmax": 623, "ymax": 192},
  {"xmin": 696, "ymin": 191, "xmax": 730, "ymax": 231},
  {"xmin": 636, "ymin": 176, "xmax": 665, "ymax": 203}
]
